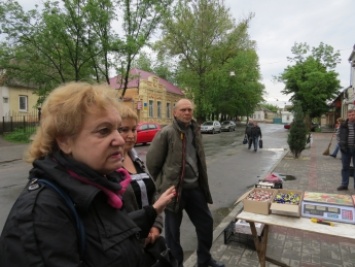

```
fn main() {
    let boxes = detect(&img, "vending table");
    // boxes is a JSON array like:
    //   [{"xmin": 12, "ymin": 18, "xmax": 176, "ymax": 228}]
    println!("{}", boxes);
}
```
[{"xmin": 236, "ymin": 211, "xmax": 355, "ymax": 267}]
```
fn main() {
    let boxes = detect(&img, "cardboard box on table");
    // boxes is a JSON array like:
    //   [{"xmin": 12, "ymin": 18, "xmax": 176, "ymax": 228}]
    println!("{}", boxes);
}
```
[
  {"xmin": 270, "ymin": 189, "xmax": 303, "ymax": 217},
  {"xmin": 301, "ymin": 192, "xmax": 355, "ymax": 224},
  {"xmin": 242, "ymin": 188, "xmax": 276, "ymax": 215}
]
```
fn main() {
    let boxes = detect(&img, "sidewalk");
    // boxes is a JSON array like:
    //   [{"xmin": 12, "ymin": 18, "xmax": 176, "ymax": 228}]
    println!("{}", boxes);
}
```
[{"xmin": 185, "ymin": 132, "xmax": 355, "ymax": 267}]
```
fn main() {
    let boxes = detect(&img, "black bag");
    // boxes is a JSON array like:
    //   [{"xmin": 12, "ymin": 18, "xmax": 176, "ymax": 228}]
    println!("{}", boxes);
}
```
[
  {"xmin": 259, "ymin": 139, "xmax": 263, "ymax": 148},
  {"xmin": 242, "ymin": 135, "xmax": 248, "ymax": 144},
  {"xmin": 145, "ymin": 236, "xmax": 178, "ymax": 267}
]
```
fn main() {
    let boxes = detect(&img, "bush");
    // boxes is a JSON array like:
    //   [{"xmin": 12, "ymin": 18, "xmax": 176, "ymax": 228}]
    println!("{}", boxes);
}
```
[{"xmin": 287, "ymin": 103, "xmax": 307, "ymax": 158}]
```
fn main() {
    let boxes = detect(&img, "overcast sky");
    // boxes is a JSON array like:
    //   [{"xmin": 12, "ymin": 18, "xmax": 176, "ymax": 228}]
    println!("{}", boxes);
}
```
[
  {"xmin": 16, "ymin": 0, "xmax": 355, "ymax": 107},
  {"xmin": 226, "ymin": 0, "xmax": 355, "ymax": 106}
]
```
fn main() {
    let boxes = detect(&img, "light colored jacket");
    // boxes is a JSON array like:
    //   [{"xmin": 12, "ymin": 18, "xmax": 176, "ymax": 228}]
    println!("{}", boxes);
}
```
[{"xmin": 146, "ymin": 118, "xmax": 213, "ymax": 212}]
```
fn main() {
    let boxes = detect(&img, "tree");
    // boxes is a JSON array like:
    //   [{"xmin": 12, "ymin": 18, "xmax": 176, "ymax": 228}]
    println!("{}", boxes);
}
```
[
  {"xmin": 260, "ymin": 103, "xmax": 278, "ymax": 113},
  {"xmin": 0, "ymin": 0, "xmax": 172, "ymax": 101},
  {"xmin": 279, "ymin": 42, "xmax": 341, "ymax": 127},
  {"xmin": 155, "ymin": 0, "xmax": 263, "ymax": 121},
  {"xmin": 287, "ymin": 102, "xmax": 307, "ymax": 158}
]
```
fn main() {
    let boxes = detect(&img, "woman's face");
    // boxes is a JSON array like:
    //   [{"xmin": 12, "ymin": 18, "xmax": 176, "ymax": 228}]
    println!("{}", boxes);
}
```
[
  {"xmin": 119, "ymin": 118, "xmax": 137, "ymax": 152},
  {"xmin": 57, "ymin": 106, "xmax": 125, "ymax": 174}
]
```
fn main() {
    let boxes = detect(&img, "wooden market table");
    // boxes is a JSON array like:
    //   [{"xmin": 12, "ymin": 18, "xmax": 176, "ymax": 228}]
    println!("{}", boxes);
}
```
[{"xmin": 236, "ymin": 211, "xmax": 355, "ymax": 267}]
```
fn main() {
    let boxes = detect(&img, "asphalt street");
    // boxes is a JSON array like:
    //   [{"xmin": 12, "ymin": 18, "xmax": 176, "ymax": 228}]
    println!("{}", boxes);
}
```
[{"xmin": 0, "ymin": 123, "xmax": 288, "ymax": 260}]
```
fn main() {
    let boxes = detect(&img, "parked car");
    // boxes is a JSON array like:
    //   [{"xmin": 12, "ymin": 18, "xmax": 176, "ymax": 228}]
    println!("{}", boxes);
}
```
[
  {"xmin": 136, "ymin": 122, "xmax": 161, "ymax": 145},
  {"xmin": 220, "ymin": 120, "xmax": 236, "ymax": 132},
  {"xmin": 200, "ymin": 120, "xmax": 221, "ymax": 134},
  {"xmin": 283, "ymin": 123, "xmax": 292, "ymax": 130},
  {"xmin": 284, "ymin": 122, "xmax": 319, "ymax": 132}
]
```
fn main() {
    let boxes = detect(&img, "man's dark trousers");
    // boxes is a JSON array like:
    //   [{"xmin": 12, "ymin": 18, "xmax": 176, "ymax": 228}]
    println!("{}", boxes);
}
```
[
  {"xmin": 340, "ymin": 146, "xmax": 355, "ymax": 188},
  {"xmin": 164, "ymin": 187, "xmax": 213, "ymax": 266}
]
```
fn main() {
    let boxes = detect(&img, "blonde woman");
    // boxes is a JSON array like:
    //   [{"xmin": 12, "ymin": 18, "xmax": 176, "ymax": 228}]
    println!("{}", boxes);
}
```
[{"xmin": 0, "ymin": 82, "xmax": 175, "ymax": 266}]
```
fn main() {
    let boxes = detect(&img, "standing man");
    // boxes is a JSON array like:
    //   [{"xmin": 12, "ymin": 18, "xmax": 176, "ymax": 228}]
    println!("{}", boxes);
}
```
[
  {"xmin": 337, "ymin": 109, "xmax": 355, "ymax": 190},
  {"xmin": 146, "ymin": 99, "xmax": 224, "ymax": 267}
]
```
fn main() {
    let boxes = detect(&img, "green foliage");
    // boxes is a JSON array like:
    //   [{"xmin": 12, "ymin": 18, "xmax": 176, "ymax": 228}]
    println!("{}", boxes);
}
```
[
  {"xmin": 0, "ymin": 0, "xmax": 172, "ymax": 101},
  {"xmin": 260, "ymin": 103, "xmax": 278, "ymax": 113},
  {"xmin": 279, "ymin": 42, "xmax": 341, "ymax": 121},
  {"xmin": 287, "ymin": 103, "xmax": 307, "ymax": 158},
  {"xmin": 155, "ymin": 0, "xmax": 263, "ymax": 121},
  {"xmin": 4, "ymin": 128, "xmax": 33, "ymax": 143}
]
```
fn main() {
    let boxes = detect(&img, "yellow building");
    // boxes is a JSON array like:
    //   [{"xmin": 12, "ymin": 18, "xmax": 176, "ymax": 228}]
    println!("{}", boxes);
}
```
[
  {"xmin": 109, "ymin": 68, "xmax": 185, "ymax": 125},
  {"xmin": 0, "ymin": 82, "xmax": 39, "ymax": 120}
]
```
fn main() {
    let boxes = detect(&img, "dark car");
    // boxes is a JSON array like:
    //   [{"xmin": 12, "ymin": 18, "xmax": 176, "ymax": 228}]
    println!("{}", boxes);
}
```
[
  {"xmin": 136, "ymin": 122, "xmax": 161, "ymax": 145},
  {"xmin": 220, "ymin": 120, "xmax": 236, "ymax": 132}
]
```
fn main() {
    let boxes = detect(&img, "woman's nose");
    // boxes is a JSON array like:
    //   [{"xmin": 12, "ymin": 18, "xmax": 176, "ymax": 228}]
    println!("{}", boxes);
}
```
[{"xmin": 113, "ymin": 130, "xmax": 125, "ymax": 145}]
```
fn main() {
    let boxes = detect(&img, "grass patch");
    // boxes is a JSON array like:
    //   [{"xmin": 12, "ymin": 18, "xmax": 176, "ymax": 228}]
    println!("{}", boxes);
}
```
[{"xmin": 4, "ymin": 128, "xmax": 34, "ymax": 143}]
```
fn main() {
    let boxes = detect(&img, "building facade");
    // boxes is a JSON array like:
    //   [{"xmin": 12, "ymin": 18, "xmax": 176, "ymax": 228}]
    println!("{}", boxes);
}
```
[
  {"xmin": 109, "ymin": 68, "xmax": 185, "ymax": 125},
  {"xmin": 0, "ymin": 84, "xmax": 39, "ymax": 119}
]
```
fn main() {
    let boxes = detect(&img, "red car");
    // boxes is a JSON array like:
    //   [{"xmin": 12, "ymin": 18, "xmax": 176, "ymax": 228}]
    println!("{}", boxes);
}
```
[
  {"xmin": 136, "ymin": 122, "xmax": 161, "ymax": 145},
  {"xmin": 284, "ymin": 123, "xmax": 291, "ymax": 130}
]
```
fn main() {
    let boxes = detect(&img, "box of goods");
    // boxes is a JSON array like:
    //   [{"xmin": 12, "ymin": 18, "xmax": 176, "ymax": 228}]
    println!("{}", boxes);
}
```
[
  {"xmin": 270, "ymin": 189, "xmax": 303, "ymax": 217},
  {"xmin": 257, "ymin": 173, "xmax": 283, "ymax": 189},
  {"xmin": 301, "ymin": 192, "xmax": 355, "ymax": 224},
  {"xmin": 223, "ymin": 221, "xmax": 260, "ymax": 250},
  {"xmin": 243, "ymin": 188, "xmax": 276, "ymax": 215}
]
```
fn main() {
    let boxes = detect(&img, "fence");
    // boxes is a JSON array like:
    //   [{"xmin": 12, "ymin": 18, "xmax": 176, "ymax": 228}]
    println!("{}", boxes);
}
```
[{"xmin": 1, "ymin": 108, "xmax": 40, "ymax": 136}]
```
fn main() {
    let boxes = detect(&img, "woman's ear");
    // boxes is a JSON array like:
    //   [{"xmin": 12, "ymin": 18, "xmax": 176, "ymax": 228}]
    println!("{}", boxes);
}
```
[{"xmin": 56, "ymin": 136, "xmax": 72, "ymax": 154}]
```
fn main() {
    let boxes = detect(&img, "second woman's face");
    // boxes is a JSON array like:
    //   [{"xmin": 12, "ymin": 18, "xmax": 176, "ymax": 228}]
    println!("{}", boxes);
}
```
[{"xmin": 119, "ymin": 118, "xmax": 137, "ymax": 152}]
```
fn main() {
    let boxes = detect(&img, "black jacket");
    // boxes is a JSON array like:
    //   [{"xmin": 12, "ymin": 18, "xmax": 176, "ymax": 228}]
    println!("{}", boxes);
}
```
[
  {"xmin": 0, "ymin": 152, "xmax": 157, "ymax": 267},
  {"xmin": 338, "ymin": 119, "xmax": 353, "ymax": 153}
]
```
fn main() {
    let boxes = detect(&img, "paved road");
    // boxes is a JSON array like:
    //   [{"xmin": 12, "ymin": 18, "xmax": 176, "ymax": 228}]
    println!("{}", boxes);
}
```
[{"xmin": 0, "ymin": 123, "xmax": 288, "ymax": 260}]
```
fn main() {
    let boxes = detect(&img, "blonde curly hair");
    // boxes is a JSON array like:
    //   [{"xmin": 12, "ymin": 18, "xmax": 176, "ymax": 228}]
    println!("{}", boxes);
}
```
[{"xmin": 25, "ymin": 82, "xmax": 122, "ymax": 163}]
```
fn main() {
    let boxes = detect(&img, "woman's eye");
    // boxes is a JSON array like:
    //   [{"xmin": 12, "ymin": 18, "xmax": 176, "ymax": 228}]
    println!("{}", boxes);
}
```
[
  {"xmin": 98, "ymin": 128, "xmax": 110, "ymax": 135},
  {"xmin": 118, "ymin": 127, "xmax": 129, "ymax": 133}
]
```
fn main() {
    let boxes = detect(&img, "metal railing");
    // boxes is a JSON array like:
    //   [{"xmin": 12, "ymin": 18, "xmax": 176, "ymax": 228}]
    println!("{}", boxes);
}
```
[{"xmin": 1, "ymin": 109, "xmax": 40, "ymax": 135}]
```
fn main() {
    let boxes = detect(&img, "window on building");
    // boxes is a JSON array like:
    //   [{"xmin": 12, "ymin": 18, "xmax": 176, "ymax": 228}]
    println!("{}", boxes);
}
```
[
  {"xmin": 157, "ymin": 101, "xmax": 162, "ymax": 118},
  {"xmin": 149, "ymin": 100, "xmax": 154, "ymax": 118},
  {"xmin": 3, "ymin": 97, "xmax": 8, "ymax": 103},
  {"xmin": 166, "ymin": 103, "xmax": 171, "ymax": 119},
  {"xmin": 19, "ymin": 95, "xmax": 28, "ymax": 111}
]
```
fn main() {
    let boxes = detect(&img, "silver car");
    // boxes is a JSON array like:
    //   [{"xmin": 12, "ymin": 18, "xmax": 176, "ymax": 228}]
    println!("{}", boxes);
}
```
[
  {"xmin": 220, "ymin": 120, "xmax": 236, "ymax": 132},
  {"xmin": 200, "ymin": 121, "xmax": 221, "ymax": 134}
]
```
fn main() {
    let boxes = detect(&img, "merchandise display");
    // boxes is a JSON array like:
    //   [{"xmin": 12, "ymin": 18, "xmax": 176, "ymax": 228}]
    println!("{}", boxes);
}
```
[{"xmin": 301, "ymin": 192, "xmax": 355, "ymax": 224}]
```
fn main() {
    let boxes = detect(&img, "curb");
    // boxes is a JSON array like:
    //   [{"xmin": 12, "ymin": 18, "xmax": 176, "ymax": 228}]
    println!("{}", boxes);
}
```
[{"xmin": 183, "ymin": 147, "xmax": 289, "ymax": 267}]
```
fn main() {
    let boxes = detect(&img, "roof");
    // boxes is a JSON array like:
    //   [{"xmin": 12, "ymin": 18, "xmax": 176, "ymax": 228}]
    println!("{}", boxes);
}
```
[{"xmin": 109, "ymin": 68, "xmax": 184, "ymax": 95}]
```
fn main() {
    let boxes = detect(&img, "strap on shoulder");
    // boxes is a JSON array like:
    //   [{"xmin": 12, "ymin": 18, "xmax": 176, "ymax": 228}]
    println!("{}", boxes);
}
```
[{"xmin": 36, "ymin": 179, "xmax": 86, "ymax": 258}]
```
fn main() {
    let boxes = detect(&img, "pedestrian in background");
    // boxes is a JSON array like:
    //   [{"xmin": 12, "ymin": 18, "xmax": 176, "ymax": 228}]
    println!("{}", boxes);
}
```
[
  {"xmin": 0, "ymin": 82, "xmax": 175, "ymax": 266},
  {"xmin": 146, "ymin": 99, "xmax": 225, "ymax": 267},
  {"xmin": 329, "ymin": 117, "xmax": 344, "ymax": 158},
  {"xmin": 337, "ymin": 109, "xmax": 355, "ymax": 190},
  {"xmin": 119, "ymin": 106, "xmax": 176, "ymax": 266},
  {"xmin": 245, "ymin": 120, "xmax": 254, "ymax": 144},
  {"xmin": 247, "ymin": 121, "xmax": 262, "ymax": 152}
]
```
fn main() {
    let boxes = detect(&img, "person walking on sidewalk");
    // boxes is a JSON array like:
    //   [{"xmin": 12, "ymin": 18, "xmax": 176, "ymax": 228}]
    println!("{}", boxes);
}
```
[
  {"xmin": 337, "ymin": 109, "xmax": 355, "ymax": 190},
  {"xmin": 247, "ymin": 121, "xmax": 262, "ymax": 152},
  {"xmin": 146, "ymin": 99, "xmax": 225, "ymax": 267},
  {"xmin": 330, "ymin": 117, "xmax": 344, "ymax": 158}
]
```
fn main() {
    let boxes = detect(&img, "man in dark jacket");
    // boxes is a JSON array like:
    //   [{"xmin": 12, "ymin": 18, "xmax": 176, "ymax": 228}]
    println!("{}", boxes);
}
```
[
  {"xmin": 246, "ymin": 121, "xmax": 262, "ymax": 152},
  {"xmin": 146, "ymin": 99, "xmax": 224, "ymax": 267},
  {"xmin": 337, "ymin": 109, "xmax": 355, "ymax": 190}
]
